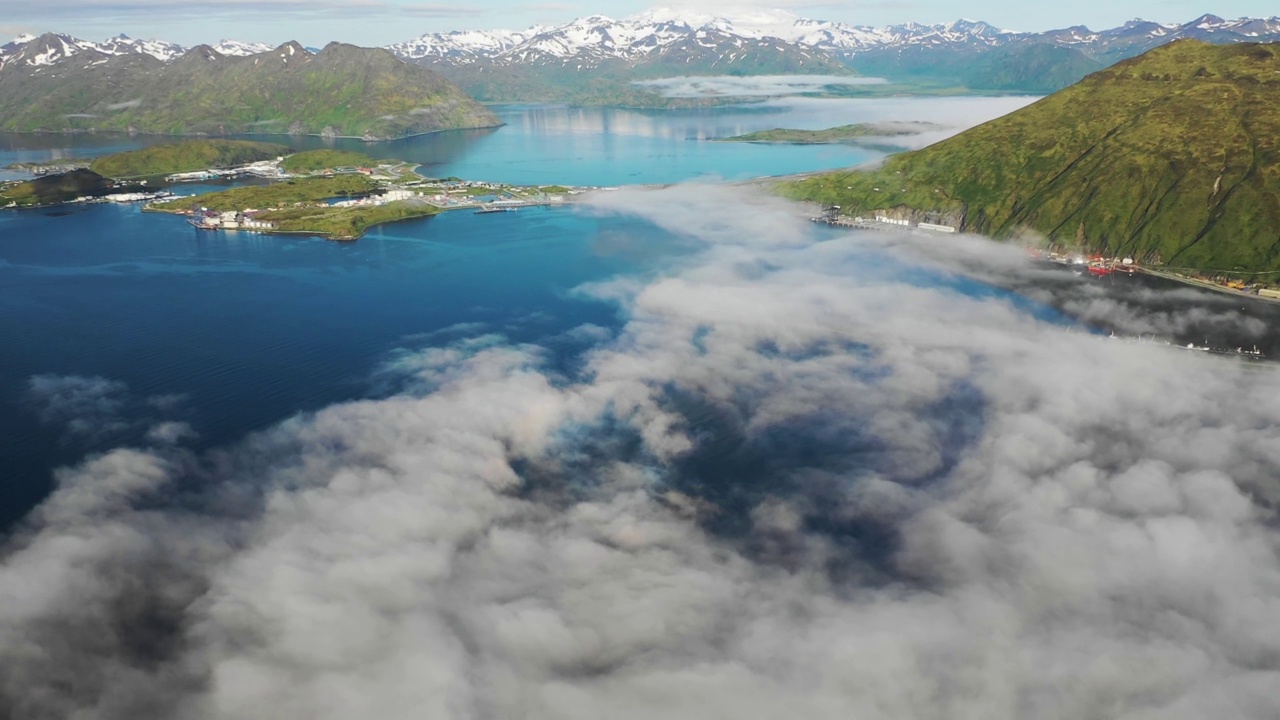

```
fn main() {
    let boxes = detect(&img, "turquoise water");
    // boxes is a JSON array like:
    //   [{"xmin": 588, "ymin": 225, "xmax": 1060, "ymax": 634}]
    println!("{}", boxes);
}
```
[
  {"xmin": 0, "ymin": 97, "xmax": 1041, "ymax": 528},
  {"xmin": 0, "ymin": 96, "xmax": 1038, "ymax": 186}
]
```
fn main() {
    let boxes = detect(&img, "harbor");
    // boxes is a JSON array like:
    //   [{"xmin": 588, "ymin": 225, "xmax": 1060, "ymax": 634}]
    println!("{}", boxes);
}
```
[{"xmin": 812, "ymin": 204, "xmax": 1280, "ymax": 304}]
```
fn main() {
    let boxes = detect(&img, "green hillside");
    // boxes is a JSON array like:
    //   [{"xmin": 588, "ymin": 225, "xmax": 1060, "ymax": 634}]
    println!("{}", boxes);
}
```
[
  {"xmin": 0, "ymin": 169, "xmax": 112, "ymax": 207},
  {"xmin": 0, "ymin": 40, "xmax": 501, "ymax": 140},
  {"xmin": 960, "ymin": 44, "xmax": 1106, "ymax": 93},
  {"xmin": 782, "ymin": 40, "xmax": 1280, "ymax": 272},
  {"xmin": 89, "ymin": 140, "xmax": 289, "ymax": 178},
  {"xmin": 279, "ymin": 149, "xmax": 376, "ymax": 173},
  {"xmin": 256, "ymin": 202, "xmax": 439, "ymax": 240},
  {"xmin": 150, "ymin": 175, "xmax": 377, "ymax": 212}
]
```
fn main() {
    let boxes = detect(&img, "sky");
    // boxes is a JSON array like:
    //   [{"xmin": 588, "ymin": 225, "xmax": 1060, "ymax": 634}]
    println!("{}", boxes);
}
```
[{"xmin": 0, "ymin": 0, "xmax": 1277, "ymax": 47}]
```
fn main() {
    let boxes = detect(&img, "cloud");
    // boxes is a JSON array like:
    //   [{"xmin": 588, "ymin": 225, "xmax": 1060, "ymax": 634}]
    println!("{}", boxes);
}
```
[
  {"xmin": 25, "ymin": 374, "xmax": 193, "ymax": 448},
  {"xmin": 635, "ymin": 74, "xmax": 888, "ymax": 98},
  {"xmin": 26, "ymin": 374, "xmax": 130, "ymax": 441},
  {"xmin": 3, "ymin": 185, "xmax": 1280, "ymax": 718}
]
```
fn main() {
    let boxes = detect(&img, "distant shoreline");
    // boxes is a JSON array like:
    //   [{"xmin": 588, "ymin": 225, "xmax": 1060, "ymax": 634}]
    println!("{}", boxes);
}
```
[{"xmin": 0, "ymin": 122, "xmax": 506, "ymax": 144}]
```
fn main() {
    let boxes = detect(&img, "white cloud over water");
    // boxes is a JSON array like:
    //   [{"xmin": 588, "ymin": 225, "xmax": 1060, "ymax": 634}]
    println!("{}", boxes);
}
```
[
  {"xmin": 3, "ymin": 185, "xmax": 1280, "ymax": 719},
  {"xmin": 635, "ymin": 74, "xmax": 888, "ymax": 98}
]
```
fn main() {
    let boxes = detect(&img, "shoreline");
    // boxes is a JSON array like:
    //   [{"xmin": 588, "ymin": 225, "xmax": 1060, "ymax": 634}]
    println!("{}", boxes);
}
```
[
  {"xmin": 1137, "ymin": 267, "xmax": 1280, "ymax": 305},
  {"xmin": 0, "ymin": 122, "xmax": 506, "ymax": 144}
]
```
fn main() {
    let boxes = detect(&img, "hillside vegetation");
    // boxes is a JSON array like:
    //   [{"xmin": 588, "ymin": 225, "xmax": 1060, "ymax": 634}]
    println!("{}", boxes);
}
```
[
  {"xmin": 151, "ymin": 176, "xmax": 376, "ymax": 212},
  {"xmin": 280, "ymin": 149, "xmax": 377, "ymax": 173},
  {"xmin": 89, "ymin": 140, "xmax": 289, "ymax": 178},
  {"xmin": 257, "ymin": 202, "xmax": 439, "ymax": 240},
  {"xmin": 0, "ymin": 169, "xmax": 112, "ymax": 207},
  {"xmin": 783, "ymin": 41, "xmax": 1280, "ymax": 272},
  {"xmin": 0, "ymin": 40, "xmax": 501, "ymax": 140}
]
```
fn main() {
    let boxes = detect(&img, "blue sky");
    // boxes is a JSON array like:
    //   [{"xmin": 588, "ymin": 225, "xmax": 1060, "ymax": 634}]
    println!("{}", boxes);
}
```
[{"xmin": 3, "ymin": 0, "xmax": 1276, "ymax": 47}]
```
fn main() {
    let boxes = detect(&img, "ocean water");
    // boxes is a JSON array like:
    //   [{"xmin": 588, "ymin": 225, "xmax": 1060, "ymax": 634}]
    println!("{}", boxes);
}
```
[
  {"xmin": 5, "ymin": 95, "xmax": 1259, "ymax": 531},
  {"xmin": 1, "ymin": 96, "xmax": 1039, "ymax": 186},
  {"xmin": 0, "ymin": 199, "xmax": 692, "ymax": 528}
]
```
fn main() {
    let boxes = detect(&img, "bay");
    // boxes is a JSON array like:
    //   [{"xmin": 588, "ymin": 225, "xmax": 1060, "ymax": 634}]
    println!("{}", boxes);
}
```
[{"xmin": 0, "ymin": 94, "xmax": 1180, "ymax": 532}]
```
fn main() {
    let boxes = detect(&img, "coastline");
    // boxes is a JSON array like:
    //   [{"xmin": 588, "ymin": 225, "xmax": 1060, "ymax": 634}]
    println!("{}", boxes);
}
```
[
  {"xmin": 1137, "ymin": 267, "xmax": 1280, "ymax": 305},
  {"xmin": 0, "ymin": 122, "xmax": 506, "ymax": 144}
]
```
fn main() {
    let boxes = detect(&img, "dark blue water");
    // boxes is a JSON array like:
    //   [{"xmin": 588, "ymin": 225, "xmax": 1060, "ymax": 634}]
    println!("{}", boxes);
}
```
[
  {"xmin": 0, "ymin": 201, "xmax": 688, "ymax": 528},
  {"xmin": 0, "ymin": 97, "xmax": 1039, "ymax": 529}
]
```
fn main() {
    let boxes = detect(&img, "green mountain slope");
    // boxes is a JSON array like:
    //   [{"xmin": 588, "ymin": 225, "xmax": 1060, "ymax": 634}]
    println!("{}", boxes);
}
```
[
  {"xmin": 959, "ymin": 44, "xmax": 1106, "ymax": 93},
  {"xmin": 783, "ymin": 40, "xmax": 1280, "ymax": 271},
  {"xmin": 0, "ymin": 39, "xmax": 501, "ymax": 140},
  {"xmin": 279, "ymin": 149, "xmax": 376, "ymax": 173},
  {"xmin": 89, "ymin": 140, "xmax": 289, "ymax": 178},
  {"xmin": 1, "ymin": 169, "xmax": 112, "ymax": 207}
]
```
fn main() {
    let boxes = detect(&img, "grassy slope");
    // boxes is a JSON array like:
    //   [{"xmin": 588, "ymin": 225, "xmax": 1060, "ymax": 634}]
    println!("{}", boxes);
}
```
[
  {"xmin": 782, "ymin": 41, "xmax": 1280, "ymax": 271},
  {"xmin": 89, "ymin": 140, "xmax": 289, "ymax": 178},
  {"xmin": 847, "ymin": 43, "xmax": 1105, "ymax": 94},
  {"xmin": 151, "ymin": 175, "xmax": 377, "ymax": 212},
  {"xmin": 149, "ymin": 174, "xmax": 433, "ymax": 239},
  {"xmin": 279, "ymin": 149, "xmax": 376, "ymax": 173},
  {"xmin": 0, "ymin": 43, "xmax": 501, "ymax": 139},
  {"xmin": 0, "ymin": 169, "xmax": 111, "ymax": 206},
  {"xmin": 257, "ymin": 201, "xmax": 439, "ymax": 240}
]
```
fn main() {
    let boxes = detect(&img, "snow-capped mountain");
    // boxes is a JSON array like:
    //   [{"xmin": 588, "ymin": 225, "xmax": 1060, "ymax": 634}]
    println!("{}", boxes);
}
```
[
  {"xmin": 0, "ymin": 32, "xmax": 275, "ymax": 71},
  {"xmin": 387, "ymin": 27, "xmax": 546, "ymax": 64},
  {"xmin": 385, "ymin": 9, "xmax": 1026, "ymax": 66},
  {"xmin": 212, "ymin": 39, "xmax": 275, "ymax": 57},
  {"xmin": 94, "ymin": 34, "xmax": 186, "ymax": 61},
  {"xmin": 0, "ymin": 33, "xmax": 102, "ymax": 70},
  {"xmin": 388, "ymin": 8, "xmax": 1280, "ymax": 67},
  {"xmin": 387, "ymin": 9, "xmax": 872, "ymax": 68}
]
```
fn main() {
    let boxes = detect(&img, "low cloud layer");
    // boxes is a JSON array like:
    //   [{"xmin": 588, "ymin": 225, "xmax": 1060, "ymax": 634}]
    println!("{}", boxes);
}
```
[
  {"xmin": 635, "ymin": 74, "xmax": 888, "ymax": 98},
  {"xmin": 3, "ymin": 185, "xmax": 1280, "ymax": 719}
]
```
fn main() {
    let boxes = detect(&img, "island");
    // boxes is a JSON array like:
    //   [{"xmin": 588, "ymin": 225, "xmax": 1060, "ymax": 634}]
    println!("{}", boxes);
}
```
[
  {"xmin": 717, "ymin": 122, "xmax": 944, "ymax": 144},
  {"xmin": 3, "ymin": 141, "xmax": 584, "ymax": 239}
]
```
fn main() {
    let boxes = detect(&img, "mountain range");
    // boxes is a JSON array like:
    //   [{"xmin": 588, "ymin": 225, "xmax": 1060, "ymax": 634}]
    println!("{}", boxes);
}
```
[
  {"xmin": 782, "ymin": 40, "xmax": 1280, "ymax": 272},
  {"xmin": 0, "ymin": 33, "xmax": 271, "ymax": 69},
  {"xmin": 385, "ymin": 10, "xmax": 1280, "ymax": 94},
  {"xmin": 0, "ymin": 37, "xmax": 500, "ymax": 139},
  {"xmin": 8, "ymin": 10, "xmax": 1280, "ymax": 101}
]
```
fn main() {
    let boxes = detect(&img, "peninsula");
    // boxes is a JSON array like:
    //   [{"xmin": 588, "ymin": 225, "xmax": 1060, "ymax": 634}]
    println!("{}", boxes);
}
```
[
  {"xmin": 140, "ymin": 149, "xmax": 578, "ymax": 240},
  {"xmin": 781, "ymin": 40, "xmax": 1280, "ymax": 275},
  {"xmin": 3, "ymin": 141, "xmax": 582, "ymax": 238}
]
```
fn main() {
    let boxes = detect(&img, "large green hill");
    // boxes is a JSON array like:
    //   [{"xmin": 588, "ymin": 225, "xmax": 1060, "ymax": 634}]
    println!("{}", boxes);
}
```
[
  {"xmin": 782, "ymin": 40, "xmax": 1280, "ymax": 272},
  {"xmin": 0, "ymin": 39, "xmax": 501, "ymax": 140},
  {"xmin": 89, "ymin": 140, "xmax": 289, "ymax": 178}
]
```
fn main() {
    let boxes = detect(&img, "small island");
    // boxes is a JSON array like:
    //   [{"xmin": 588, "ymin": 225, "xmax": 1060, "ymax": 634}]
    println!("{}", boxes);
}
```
[{"xmin": 717, "ymin": 122, "xmax": 945, "ymax": 144}]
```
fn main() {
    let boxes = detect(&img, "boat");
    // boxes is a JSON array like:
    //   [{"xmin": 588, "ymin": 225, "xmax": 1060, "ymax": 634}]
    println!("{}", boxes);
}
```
[{"xmin": 475, "ymin": 207, "xmax": 516, "ymax": 214}]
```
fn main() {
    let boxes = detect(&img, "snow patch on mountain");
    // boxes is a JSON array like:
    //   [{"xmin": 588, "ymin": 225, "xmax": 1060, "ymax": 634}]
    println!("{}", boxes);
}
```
[
  {"xmin": 386, "ymin": 9, "xmax": 1280, "ymax": 68},
  {"xmin": 212, "ymin": 39, "xmax": 274, "ymax": 57},
  {"xmin": 0, "ymin": 33, "xmax": 276, "ymax": 70}
]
